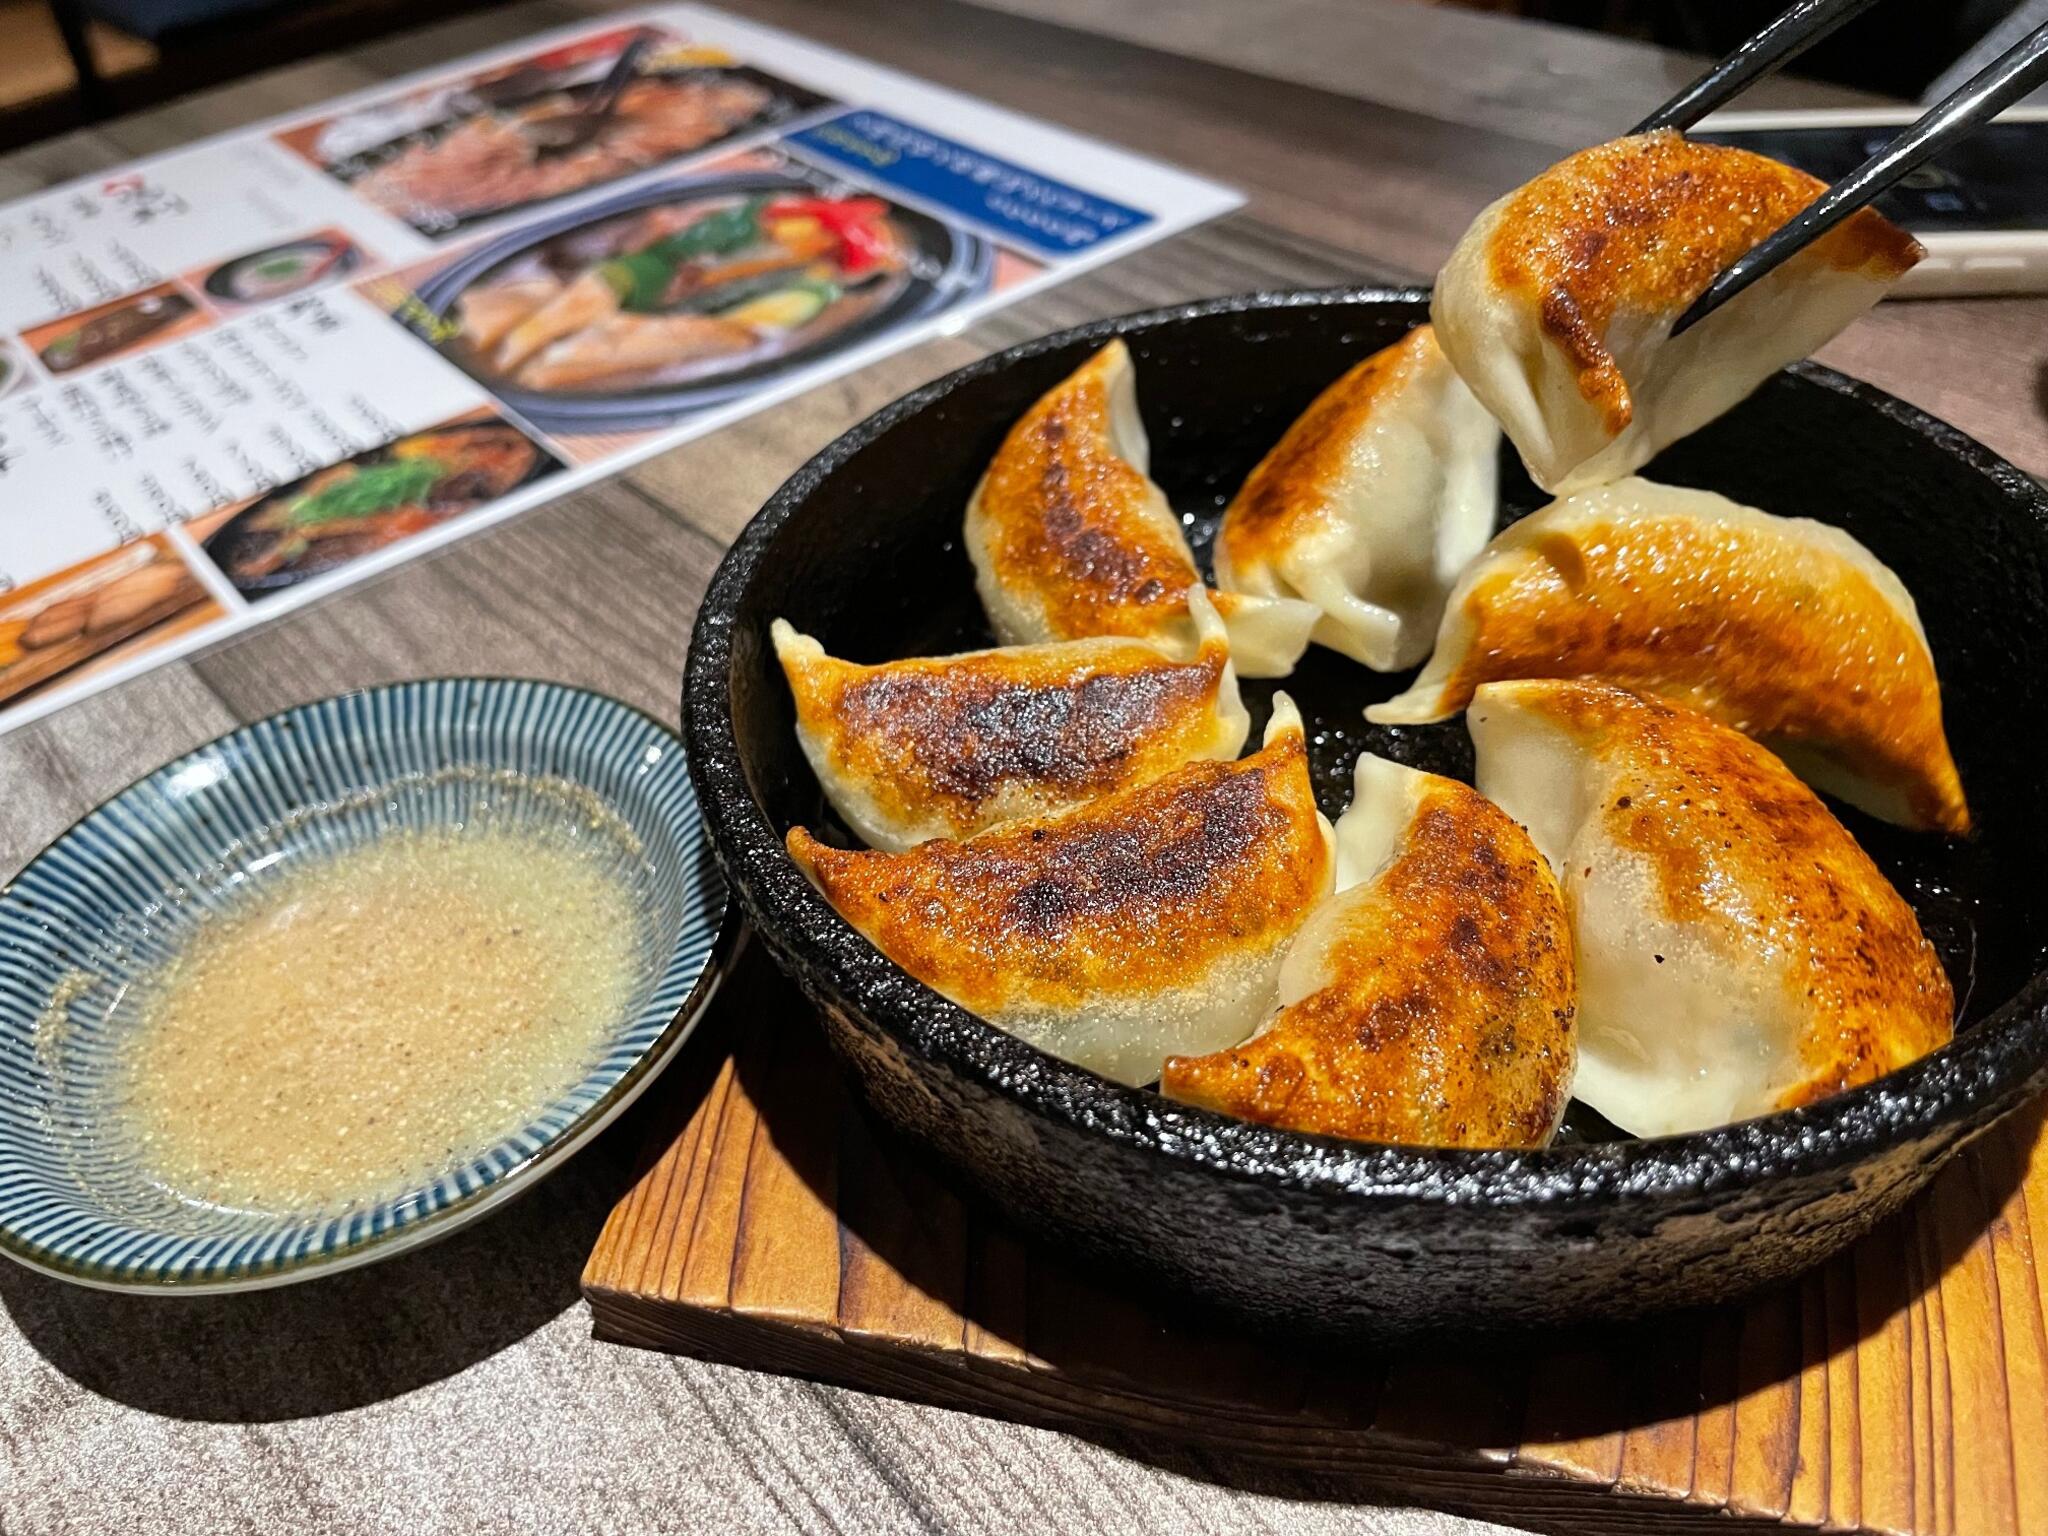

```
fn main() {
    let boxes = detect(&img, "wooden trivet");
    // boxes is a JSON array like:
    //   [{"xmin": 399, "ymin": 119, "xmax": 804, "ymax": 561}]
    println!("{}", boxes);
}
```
[{"xmin": 585, "ymin": 953, "xmax": 2048, "ymax": 1535}]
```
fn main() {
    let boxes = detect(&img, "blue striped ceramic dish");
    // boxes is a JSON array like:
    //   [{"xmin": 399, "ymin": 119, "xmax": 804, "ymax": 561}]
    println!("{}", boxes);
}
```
[{"xmin": 0, "ymin": 678, "xmax": 729, "ymax": 1293}]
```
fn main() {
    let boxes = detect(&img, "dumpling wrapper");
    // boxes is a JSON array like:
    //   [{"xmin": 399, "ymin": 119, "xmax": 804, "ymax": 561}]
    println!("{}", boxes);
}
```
[
  {"xmin": 1433, "ymin": 130, "xmax": 1922, "ymax": 494},
  {"xmin": 1216, "ymin": 324, "xmax": 1499, "ymax": 671},
  {"xmin": 1162, "ymin": 752, "xmax": 1576, "ymax": 1149},
  {"xmin": 1370, "ymin": 477, "xmax": 1969, "ymax": 835},
  {"xmin": 788, "ymin": 696, "xmax": 1334, "ymax": 1087},
  {"xmin": 773, "ymin": 587, "xmax": 1250, "ymax": 853},
  {"xmin": 964, "ymin": 339, "xmax": 1317, "ymax": 678},
  {"xmin": 1469, "ymin": 681, "xmax": 1953, "ymax": 1138}
]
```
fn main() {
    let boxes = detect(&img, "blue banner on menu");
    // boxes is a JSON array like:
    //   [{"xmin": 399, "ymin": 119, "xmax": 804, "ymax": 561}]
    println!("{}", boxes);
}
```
[{"xmin": 787, "ymin": 109, "xmax": 1153, "ymax": 259}]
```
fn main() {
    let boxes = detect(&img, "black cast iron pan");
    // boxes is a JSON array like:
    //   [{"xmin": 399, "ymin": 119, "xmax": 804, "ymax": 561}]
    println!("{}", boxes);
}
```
[{"xmin": 683, "ymin": 288, "xmax": 2048, "ymax": 1340}]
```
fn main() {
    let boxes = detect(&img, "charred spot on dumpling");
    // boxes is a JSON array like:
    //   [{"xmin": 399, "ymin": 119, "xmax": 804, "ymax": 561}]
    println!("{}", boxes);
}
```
[
  {"xmin": 1536, "ymin": 287, "xmax": 1628, "ymax": 434},
  {"xmin": 832, "ymin": 650, "xmax": 1224, "ymax": 804}
]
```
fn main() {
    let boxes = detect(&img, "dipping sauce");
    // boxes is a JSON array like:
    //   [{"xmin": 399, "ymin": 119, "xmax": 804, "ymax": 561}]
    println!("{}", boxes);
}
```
[{"xmin": 114, "ymin": 822, "xmax": 642, "ymax": 1214}]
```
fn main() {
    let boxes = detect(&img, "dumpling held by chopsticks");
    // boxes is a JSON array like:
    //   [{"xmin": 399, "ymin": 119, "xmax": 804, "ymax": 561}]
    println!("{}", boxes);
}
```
[{"xmin": 1432, "ymin": 130, "xmax": 1922, "ymax": 494}]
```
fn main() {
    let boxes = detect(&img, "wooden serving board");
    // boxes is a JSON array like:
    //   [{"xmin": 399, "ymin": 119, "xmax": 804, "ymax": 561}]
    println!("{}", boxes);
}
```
[{"xmin": 584, "ymin": 953, "xmax": 2048, "ymax": 1536}]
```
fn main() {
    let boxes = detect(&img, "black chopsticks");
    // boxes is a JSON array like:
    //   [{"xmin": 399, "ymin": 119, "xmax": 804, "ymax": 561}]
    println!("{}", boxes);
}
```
[
  {"xmin": 1631, "ymin": 0, "xmax": 1888, "ymax": 135},
  {"xmin": 1619, "ymin": 0, "xmax": 2048, "ymax": 336},
  {"xmin": 1671, "ymin": 18, "xmax": 2048, "ymax": 334}
]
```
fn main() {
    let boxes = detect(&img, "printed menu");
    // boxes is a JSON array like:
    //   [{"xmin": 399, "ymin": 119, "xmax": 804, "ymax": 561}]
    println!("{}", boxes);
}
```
[{"xmin": 0, "ymin": 6, "xmax": 1238, "ymax": 734}]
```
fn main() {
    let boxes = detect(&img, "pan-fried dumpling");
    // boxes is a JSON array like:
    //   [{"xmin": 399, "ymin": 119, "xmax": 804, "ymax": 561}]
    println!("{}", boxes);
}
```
[
  {"xmin": 1433, "ymin": 130, "xmax": 1922, "ymax": 493},
  {"xmin": 788, "ymin": 696, "xmax": 1334, "ymax": 1086},
  {"xmin": 1162, "ymin": 753, "xmax": 1575, "ymax": 1149},
  {"xmin": 1469, "ymin": 681, "xmax": 1953, "ymax": 1137},
  {"xmin": 1214, "ymin": 325, "xmax": 1500, "ymax": 671},
  {"xmin": 1370, "ymin": 477, "xmax": 1969, "ymax": 835},
  {"xmin": 773, "ymin": 587, "xmax": 1250, "ymax": 853},
  {"xmin": 964, "ymin": 339, "xmax": 1317, "ymax": 678}
]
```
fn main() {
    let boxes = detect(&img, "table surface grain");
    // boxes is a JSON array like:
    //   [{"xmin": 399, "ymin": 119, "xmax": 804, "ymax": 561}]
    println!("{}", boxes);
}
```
[{"xmin": 1, "ymin": 3, "xmax": 2041, "ymax": 1533}]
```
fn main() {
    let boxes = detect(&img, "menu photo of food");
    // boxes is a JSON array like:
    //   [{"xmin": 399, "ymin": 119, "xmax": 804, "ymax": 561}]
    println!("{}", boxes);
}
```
[
  {"xmin": 272, "ymin": 24, "xmax": 833, "ymax": 238},
  {"xmin": 0, "ymin": 339, "xmax": 27, "ymax": 399},
  {"xmin": 187, "ymin": 411, "xmax": 564, "ymax": 600},
  {"xmin": 192, "ymin": 230, "xmax": 369, "ymax": 310},
  {"xmin": 363, "ymin": 148, "xmax": 1031, "ymax": 450},
  {"xmin": 0, "ymin": 538, "xmax": 225, "ymax": 709},
  {"xmin": 18, "ymin": 281, "xmax": 213, "ymax": 377}
]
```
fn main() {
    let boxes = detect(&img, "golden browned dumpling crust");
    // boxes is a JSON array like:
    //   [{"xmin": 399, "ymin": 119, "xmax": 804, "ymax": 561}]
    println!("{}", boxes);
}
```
[
  {"xmin": 778, "ymin": 616, "xmax": 1241, "ymax": 846},
  {"xmin": 819, "ymin": 652, "xmax": 1220, "ymax": 802},
  {"xmin": 972, "ymin": 344, "xmax": 1200, "ymax": 641},
  {"xmin": 1220, "ymin": 327, "xmax": 1433, "ymax": 562},
  {"xmin": 1434, "ymin": 504, "xmax": 1968, "ymax": 834},
  {"xmin": 1487, "ymin": 130, "xmax": 1921, "ymax": 433},
  {"xmin": 1503, "ymin": 682, "xmax": 1952, "ymax": 1108},
  {"xmin": 967, "ymin": 341, "xmax": 1317, "ymax": 678},
  {"xmin": 787, "ymin": 723, "xmax": 1329, "ymax": 1017},
  {"xmin": 1162, "ymin": 773, "xmax": 1575, "ymax": 1148}
]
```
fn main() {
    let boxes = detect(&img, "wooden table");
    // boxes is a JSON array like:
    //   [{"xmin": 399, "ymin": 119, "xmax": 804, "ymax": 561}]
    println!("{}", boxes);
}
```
[{"xmin": 2, "ymin": 3, "xmax": 2042, "ymax": 1532}]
